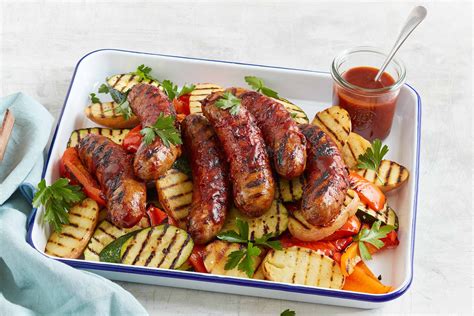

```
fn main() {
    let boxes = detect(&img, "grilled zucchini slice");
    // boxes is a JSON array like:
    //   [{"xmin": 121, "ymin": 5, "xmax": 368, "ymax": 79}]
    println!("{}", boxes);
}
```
[
  {"xmin": 357, "ymin": 160, "xmax": 409, "ymax": 192},
  {"xmin": 120, "ymin": 224, "xmax": 193, "ymax": 269},
  {"xmin": 273, "ymin": 98, "xmax": 309, "ymax": 124},
  {"xmin": 288, "ymin": 190, "xmax": 360, "ymax": 241},
  {"xmin": 312, "ymin": 106, "xmax": 351, "ymax": 150},
  {"xmin": 341, "ymin": 132, "xmax": 371, "ymax": 169},
  {"xmin": 203, "ymin": 240, "xmax": 265, "ymax": 278},
  {"xmin": 67, "ymin": 127, "xmax": 130, "ymax": 148},
  {"xmin": 85, "ymin": 101, "xmax": 139, "ymax": 129},
  {"xmin": 45, "ymin": 198, "xmax": 99, "ymax": 259},
  {"xmin": 84, "ymin": 217, "xmax": 149, "ymax": 261},
  {"xmin": 189, "ymin": 83, "xmax": 224, "ymax": 115},
  {"xmin": 262, "ymin": 246, "xmax": 345, "ymax": 289},
  {"xmin": 155, "ymin": 168, "xmax": 193, "ymax": 229},
  {"xmin": 356, "ymin": 202, "xmax": 399, "ymax": 230},
  {"xmin": 106, "ymin": 74, "xmax": 160, "ymax": 94},
  {"xmin": 276, "ymin": 176, "xmax": 304, "ymax": 202},
  {"xmin": 223, "ymin": 200, "xmax": 289, "ymax": 240}
]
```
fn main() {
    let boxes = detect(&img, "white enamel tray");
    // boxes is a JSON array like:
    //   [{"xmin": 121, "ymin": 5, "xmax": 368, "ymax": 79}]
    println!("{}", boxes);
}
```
[{"xmin": 27, "ymin": 49, "xmax": 421, "ymax": 309}]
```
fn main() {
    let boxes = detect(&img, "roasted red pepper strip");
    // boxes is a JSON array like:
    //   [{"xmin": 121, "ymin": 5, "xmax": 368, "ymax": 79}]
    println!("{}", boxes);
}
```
[
  {"xmin": 349, "ymin": 172, "xmax": 386, "ymax": 211},
  {"xmin": 146, "ymin": 205, "xmax": 168, "ymax": 226},
  {"xmin": 173, "ymin": 94, "xmax": 191, "ymax": 115},
  {"xmin": 122, "ymin": 125, "xmax": 142, "ymax": 153},
  {"xmin": 280, "ymin": 234, "xmax": 353, "ymax": 258},
  {"xmin": 61, "ymin": 147, "xmax": 106, "ymax": 206},
  {"xmin": 188, "ymin": 244, "xmax": 208, "ymax": 273},
  {"xmin": 322, "ymin": 215, "xmax": 361, "ymax": 241}
]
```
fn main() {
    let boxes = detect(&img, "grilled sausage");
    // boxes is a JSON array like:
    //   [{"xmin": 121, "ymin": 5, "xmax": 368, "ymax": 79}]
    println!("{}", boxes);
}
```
[
  {"xmin": 235, "ymin": 90, "xmax": 307, "ymax": 179},
  {"xmin": 77, "ymin": 134, "xmax": 146, "ymax": 228},
  {"xmin": 202, "ymin": 89, "xmax": 275, "ymax": 217},
  {"xmin": 127, "ymin": 83, "xmax": 181, "ymax": 180},
  {"xmin": 299, "ymin": 124, "xmax": 349, "ymax": 227},
  {"xmin": 181, "ymin": 114, "xmax": 230, "ymax": 244}
]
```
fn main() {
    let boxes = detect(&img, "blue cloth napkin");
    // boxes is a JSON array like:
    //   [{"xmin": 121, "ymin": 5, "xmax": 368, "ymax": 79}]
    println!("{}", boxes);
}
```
[{"xmin": 0, "ymin": 93, "xmax": 148, "ymax": 315}]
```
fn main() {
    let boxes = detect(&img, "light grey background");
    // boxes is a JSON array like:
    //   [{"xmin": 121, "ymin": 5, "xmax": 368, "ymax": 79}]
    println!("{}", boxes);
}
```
[{"xmin": 1, "ymin": 0, "xmax": 472, "ymax": 315}]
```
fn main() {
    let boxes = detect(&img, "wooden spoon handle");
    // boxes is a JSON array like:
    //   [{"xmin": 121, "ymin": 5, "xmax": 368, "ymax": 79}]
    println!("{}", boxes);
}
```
[{"xmin": 0, "ymin": 109, "xmax": 15, "ymax": 161}]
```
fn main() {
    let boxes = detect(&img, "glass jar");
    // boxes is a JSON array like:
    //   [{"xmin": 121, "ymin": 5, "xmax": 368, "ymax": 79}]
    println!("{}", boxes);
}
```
[{"xmin": 331, "ymin": 46, "xmax": 406, "ymax": 140}]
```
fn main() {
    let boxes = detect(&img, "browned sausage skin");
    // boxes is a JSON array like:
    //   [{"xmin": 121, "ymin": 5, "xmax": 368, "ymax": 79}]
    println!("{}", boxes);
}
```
[
  {"xmin": 299, "ymin": 124, "xmax": 349, "ymax": 227},
  {"xmin": 202, "ymin": 89, "xmax": 275, "ymax": 217},
  {"xmin": 77, "ymin": 134, "xmax": 146, "ymax": 228},
  {"xmin": 181, "ymin": 114, "xmax": 230, "ymax": 244},
  {"xmin": 235, "ymin": 90, "xmax": 307, "ymax": 179},
  {"xmin": 127, "ymin": 84, "xmax": 181, "ymax": 181}
]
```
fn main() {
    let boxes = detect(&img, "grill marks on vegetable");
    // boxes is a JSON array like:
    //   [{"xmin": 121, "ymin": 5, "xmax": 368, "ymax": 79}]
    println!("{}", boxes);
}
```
[
  {"xmin": 272, "ymin": 98, "xmax": 309, "ymax": 124},
  {"xmin": 188, "ymin": 83, "xmax": 224, "ymax": 115},
  {"xmin": 121, "ymin": 225, "xmax": 193, "ymax": 269},
  {"xmin": 276, "ymin": 176, "xmax": 304, "ymax": 202},
  {"xmin": 107, "ymin": 74, "xmax": 159, "ymax": 94},
  {"xmin": 357, "ymin": 160, "xmax": 409, "ymax": 192},
  {"xmin": 67, "ymin": 128, "xmax": 130, "ymax": 148}
]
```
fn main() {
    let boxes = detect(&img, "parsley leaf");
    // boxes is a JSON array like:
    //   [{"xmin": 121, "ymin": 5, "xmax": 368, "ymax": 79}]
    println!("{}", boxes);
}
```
[
  {"xmin": 217, "ymin": 218, "xmax": 282, "ymax": 277},
  {"xmin": 281, "ymin": 309, "xmax": 296, "ymax": 316},
  {"xmin": 98, "ymin": 83, "xmax": 110, "ymax": 94},
  {"xmin": 357, "ymin": 139, "xmax": 389, "ymax": 183},
  {"xmin": 132, "ymin": 64, "xmax": 159, "ymax": 82},
  {"xmin": 89, "ymin": 93, "xmax": 101, "ymax": 103},
  {"xmin": 161, "ymin": 79, "xmax": 195, "ymax": 100},
  {"xmin": 244, "ymin": 76, "xmax": 280, "ymax": 98},
  {"xmin": 354, "ymin": 221, "xmax": 395, "ymax": 261},
  {"xmin": 107, "ymin": 88, "xmax": 133, "ymax": 120},
  {"xmin": 215, "ymin": 91, "xmax": 241, "ymax": 115},
  {"xmin": 33, "ymin": 178, "xmax": 85, "ymax": 233},
  {"xmin": 140, "ymin": 113, "xmax": 182, "ymax": 147}
]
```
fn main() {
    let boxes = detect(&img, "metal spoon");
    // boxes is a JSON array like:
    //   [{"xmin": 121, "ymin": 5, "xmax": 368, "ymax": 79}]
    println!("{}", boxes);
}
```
[{"xmin": 374, "ymin": 6, "xmax": 427, "ymax": 82}]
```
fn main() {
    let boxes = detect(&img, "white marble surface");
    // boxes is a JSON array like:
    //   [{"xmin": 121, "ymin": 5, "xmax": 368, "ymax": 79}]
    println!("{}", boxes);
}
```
[{"xmin": 1, "ymin": 0, "xmax": 472, "ymax": 315}]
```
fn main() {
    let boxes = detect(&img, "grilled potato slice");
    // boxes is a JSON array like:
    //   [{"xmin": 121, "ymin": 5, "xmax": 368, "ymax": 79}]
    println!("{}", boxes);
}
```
[
  {"xmin": 45, "ymin": 198, "xmax": 99, "ymax": 259},
  {"xmin": 84, "ymin": 217, "xmax": 149, "ymax": 261},
  {"xmin": 356, "ymin": 202, "xmax": 399, "ymax": 230},
  {"xmin": 223, "ymin": 200, "xmax": 289, "ymax": 240},
  {"xmin": 288, "ymin": 190, "xmax": 360, "ymax": 241},
  {"xmin": 357, "ymin": 160, "xmax": 409, "ymax": 192},
  {"xmin": 67, "ymin": 127, "xmax": 130, "ymax": 148},
  {"xmin": 276, "ymin": 176, "xmax": 304, "ymax": 202},
  {"xmin": 253, "ymin": 262, "xmax": 266, "ymax": 280},
  {"xmin": 273, "ymin": 98, "xmax": 309, "ymax": 124},
  {"xmin": 106, "ymin": 74, "xmax": 160, "ymax": 94},
  {"xmin": 341, "ymin": 132, "xmax": 371, "ymax": 169},
  {"xmin": 262, "ymin": 246, "xmax": 345, "ymax": 289},
  {"xmin": 203, "ymin": 240, "xmax": 265, "ymax": 278},
  {"xmin": 85, "ymin": 101, "xmax": 139, "ymax": 129},
  {"xmin": 155, "ymin": 168, "xmax": 193, "ymax": 229},
  {"xmin": 189, "ymin": 83, "xmax": 224, "ymax": 115},
  {"xmin": 121, "ymin": 224, "xmax": 193, "ymax": 269},
  {"xmin": 312, "ymin": 106, "xmax": 351, "ymax": 150}
]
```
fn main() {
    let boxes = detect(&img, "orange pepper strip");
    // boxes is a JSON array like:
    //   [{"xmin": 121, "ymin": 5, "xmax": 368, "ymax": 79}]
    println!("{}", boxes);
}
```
[
  {"xmin": 343, "ymin": 264, "xmax": 392, "ymax": 294},
  {"xmin": 340, "ymin": 242, "xmax": 361, "ymax": 276},
  {"xmin": 357, "ymin": 260, "xmax": 378, "ymax": 281},
  {"xmin": 349, "ymin": 172, "xmax": 386, "ymax": 211}
]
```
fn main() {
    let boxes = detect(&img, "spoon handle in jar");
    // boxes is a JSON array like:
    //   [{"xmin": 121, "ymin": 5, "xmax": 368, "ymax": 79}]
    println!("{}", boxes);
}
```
[{"xmin": 374, "ymin": 6, "xmax": 427, "ymax": 82}]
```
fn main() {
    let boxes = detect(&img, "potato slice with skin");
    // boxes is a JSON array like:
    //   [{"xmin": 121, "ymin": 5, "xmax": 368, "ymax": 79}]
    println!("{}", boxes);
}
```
[
  {"xmin": 341, "ymin": 132, "xmax": 371, "ymax": 169},
  {"xmin": 262, "ymin": 246, "xmax": 345, "ymax": 289},
  {"xmin": 45, "ymin": 198, "xmax": 99, "ymax": 259},
  {"xmin": 357, "ymin": 160, "xmax": 409, "ymax": 192},
  {"xmin": 312, "ymin": 106, "xmax": 351, "ymax": 151},
  {"xmin": 288, "ymin": 190, "xmax": 360, "ymax": 241},
  {"xmin": 85, "ymin": 102, "xmax": 139, "ymax": 129},
  {"xmin": 223, "ymin": 200, "xmax": 289, "ymax": 240},
  {"xmin": 275, "ymin": 175, "xmax": 304, "ymax": 202},
  {"xmin": 203, "ymin": 240, "xmax": 265, "ymax": 278}
]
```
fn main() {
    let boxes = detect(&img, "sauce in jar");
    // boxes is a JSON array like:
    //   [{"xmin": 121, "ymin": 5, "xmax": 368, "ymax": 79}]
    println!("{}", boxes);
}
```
[{"xmin": 333, "ymin": 66, "xmax": 398, "ymax": 140}]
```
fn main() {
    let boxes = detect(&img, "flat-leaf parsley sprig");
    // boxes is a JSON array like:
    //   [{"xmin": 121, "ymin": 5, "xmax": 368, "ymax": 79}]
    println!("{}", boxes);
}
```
[
  {"xmin": 354, "ymin": 221, "xmax": 395, "ymax": 261},
  {"xmin": 33, "ymin": 178, "xmax": 85, "ymax": 233},
  {"xmin": 244, "ymin": 76, "xmax": 280, "ymax": 99},
  {"xmin": 161, "ymin": 79, "xmax": 195, "ymax": 101},
  {"xmin": 215, "ymin": 91, "xmax": 241, "ymax": 115},
  {"xmin": 217, "ymin": 218, "xmax": 282, "ymax": 277},
  {"xmin": 357, "ymin": 139, "xmax": 389, "ymax": 183},
  {"xmin": 132, "ymin": 64, "xmax": 160, "ymax": 83},
  {"xmin": 140, "ymin": 113, "xmax": 182, "ymax": 147}
]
